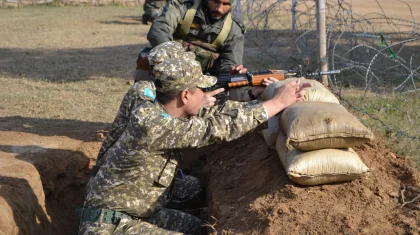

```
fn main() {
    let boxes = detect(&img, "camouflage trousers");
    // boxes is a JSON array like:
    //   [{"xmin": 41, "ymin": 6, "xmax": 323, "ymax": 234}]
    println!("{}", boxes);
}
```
[{"xmin": 78, "ymin": 175, "xmax": 206, "ymax": 235}]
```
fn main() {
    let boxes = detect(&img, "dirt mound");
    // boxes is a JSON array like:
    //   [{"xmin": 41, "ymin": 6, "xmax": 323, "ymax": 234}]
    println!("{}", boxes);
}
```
[
  {"xmin": 1, "ymin": 126, "xmax": 419, "ymax": 235},
  {"xmin": 0, "ymin": 158, "xmax": 51, "ymax": 235},
  {"xmin": 0, "ymin": 131, "xmax": 100, "ymax": 235},
  {"xmin": 203, "ymin": 134, "xmax": 420, "ymax": 234}
]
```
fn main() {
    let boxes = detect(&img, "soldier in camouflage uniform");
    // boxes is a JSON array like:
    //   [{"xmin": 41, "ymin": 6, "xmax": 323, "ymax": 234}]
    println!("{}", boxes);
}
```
[
  {"xmin": 142, "ymin": 0, "xmax": 167, "ymax": 25},
  {"xmin": 144, "ymin": 0, "xmax": 276, "ymax": 101},
  {"xmin": 95, "ymin": 42, "xmax": 208, "ymax": 225},
  {"xmin": 99, "ymin": 42, "xmax": 195, "ymax": 161},
  {"xmin": 79, "ymin": 56, "xmax": 311, "ymax": 234}
]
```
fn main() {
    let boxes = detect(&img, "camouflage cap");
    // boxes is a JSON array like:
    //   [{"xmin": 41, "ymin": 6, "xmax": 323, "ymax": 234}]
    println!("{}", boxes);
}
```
[
  {"xmin": 148, "ymin": 41, "xmax": 195, "ymax": 65},
  {"xmin": 153, "ymin": 57, "xmax": 217, "ymax": 94}
]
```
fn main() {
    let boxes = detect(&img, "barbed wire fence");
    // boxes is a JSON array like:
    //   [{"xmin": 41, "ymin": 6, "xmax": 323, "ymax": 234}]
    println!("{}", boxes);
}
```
[{"xmin": 236, "ymin": 0, "xmax": 420, "ymax": 157}]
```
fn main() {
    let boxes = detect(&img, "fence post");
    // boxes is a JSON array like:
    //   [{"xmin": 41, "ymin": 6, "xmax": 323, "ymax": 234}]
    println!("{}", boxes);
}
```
[
  {"xmin": 292, "ymin": 0, "xmax": 297, "ymax": 33},
  {"xmin": 235, "ymin": 0, "xmax": 241, "ymax": 21},
  {"xmin": 316, "ymin": 0, "xmax": 328, "ymax": 86}
]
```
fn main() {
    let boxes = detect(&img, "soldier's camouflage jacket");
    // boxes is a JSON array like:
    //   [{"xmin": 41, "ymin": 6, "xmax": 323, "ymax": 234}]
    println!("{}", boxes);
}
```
[
  {"xmin": 147, "ymin": 0, "xmax": 245, "ymax": 75},
  {"xmin": 96, "ymin": 80, "xmax": 253, "ymax": 163},
  {"xmin": 96, "ymin": 81, "xmax": 156, "ymax": 163},
  {"xmin": 84, "ymin": 96, "xmax": 267, "ymax": 218}
]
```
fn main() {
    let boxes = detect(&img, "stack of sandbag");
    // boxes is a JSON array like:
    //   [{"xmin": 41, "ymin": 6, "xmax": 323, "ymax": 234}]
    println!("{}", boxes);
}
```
[
  {"xmin": 259, "ymin": 78, "xmax": 340, "ymax": 149},
  {"xmin": 260, "ymin": 79, "xmax": 373, "ymax": 186}
]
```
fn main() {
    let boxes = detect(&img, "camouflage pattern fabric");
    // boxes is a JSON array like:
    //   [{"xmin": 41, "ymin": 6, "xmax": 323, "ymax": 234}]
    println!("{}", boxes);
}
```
[
  {"xmin": 148, "ymin": 208, "xmax": 205, "ymax": 234},
  {"xmin": 78, "ymin": 219, "xmax": 182, "ymax": 235},
  {"xmin": 143, "ymin": 0, "xmax": 166, "ymax": 24},
  {"xmin": 101, "ymin": 41, "xmax": 194, "ymax": 161},
  {"xmin": 135, "ymin": 41, "xmax": 195, "ymax": 82},
  {"xmin": 79, "ymin": 175, "xmax": 205, "ymax": 235},
  {"xmin": 153, "ymin": 58, "xmax": 217, "ymax": 93},
  {"xmin": 148, "ymin": 41, "xmax": 193, "ymax": 65},
  {"xmin": 82, "ymin": 58, "xmax": 267, "ymax": 233},
  {"xmin": 147, "ymin": 0, "xmax": 246, "ymax": 75},
  {"xmin": 79, "ymin": 208, "xmax": 204, "ymax": 235},
  {"xmin": 84, "ymin": 97, "xmax": 267, "ymax": 217},
  {"xmin": 95, "ymin": 81, "xmax": 156, "ymax": 164},
  {"xmin": 169, "ymin": 175, "xmax": 204, "ymax": 209}
]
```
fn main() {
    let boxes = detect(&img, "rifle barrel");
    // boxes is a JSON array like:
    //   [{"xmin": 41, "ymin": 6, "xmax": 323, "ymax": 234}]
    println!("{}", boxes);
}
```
[{"xmin": 307, "ymin": 70, "xmax": 341, "ymax": 76}]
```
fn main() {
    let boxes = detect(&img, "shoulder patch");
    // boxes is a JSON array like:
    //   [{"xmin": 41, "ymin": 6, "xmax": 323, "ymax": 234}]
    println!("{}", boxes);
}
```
[
  {"xmin": 160, "ymin": 113, "xmax": 171, "ymax": 119},
  {"xmin": 143, "ymin": 88, "xmax": 156, "ymax": 100}
]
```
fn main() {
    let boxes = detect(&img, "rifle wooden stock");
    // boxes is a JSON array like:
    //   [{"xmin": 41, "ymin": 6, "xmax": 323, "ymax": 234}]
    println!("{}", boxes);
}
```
[
  {"xmin": 226, "ymin": 73, "xmax": 286, "ymax": 88},
  {"xmin": 227, "ymin": 80, "xmax": 249, "ymax": 88}
]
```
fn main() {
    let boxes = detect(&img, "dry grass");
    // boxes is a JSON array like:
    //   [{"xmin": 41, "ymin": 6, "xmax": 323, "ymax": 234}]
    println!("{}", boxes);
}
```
[
  {"xmin": 0, "ymin": 5, "xmax": 419, "ymax": 163},
  {"xmin": 0, "ymin": 6, "xmax": 147, "ymax": 122},
  {"xmin": 0, "ymin": 5, "xmax": 149, "ymax": 85},
  {"xmin": 0, "ymin": 76, "xmax": 129, "ymax": 122}
]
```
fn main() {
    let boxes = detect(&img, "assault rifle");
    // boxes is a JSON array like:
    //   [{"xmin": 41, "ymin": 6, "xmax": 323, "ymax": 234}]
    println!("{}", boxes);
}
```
[{"xmin": 204, "ymin": 68, "xmax": 341, "ymax": 92}]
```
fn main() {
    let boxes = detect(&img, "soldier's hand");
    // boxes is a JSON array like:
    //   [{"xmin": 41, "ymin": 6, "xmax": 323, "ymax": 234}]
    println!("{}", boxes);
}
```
[
  {"xmin": 273, "ymin": 81, "xmax": 311, "ymax": 109},
  {"xmin": 202, "ymin": 88, "xmax": 225, "ymax": 108},
  {"xmin": 229, "ymin": 64, "xmax": 247, "ymax": 75},
  {"xmin": 262, "ymin": 81, "xmax": 312, "ymax": 118},
  {"xmin": 250, "ymin": 77, "xmax": 278, "ymax": 98},
  {"xmin": 295, "ymin": 79, "xmax": 312, "ymax": 102}
]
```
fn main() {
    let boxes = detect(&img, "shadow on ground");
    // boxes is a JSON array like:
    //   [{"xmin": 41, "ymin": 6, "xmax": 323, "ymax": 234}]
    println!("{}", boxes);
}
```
[
  {"xmin": 0, "ymin": 116, "xmax": 109, "ymax": 142},
  {"xmin": 0, "ymin": 43, "xmax": 149, "ymax": 83},
  {"xmin": 0, "ymin": 176, "xmax": 53, "ymax": 235},
  {"xmin": 100, "ymin": 15, "xmax": 143, "ymax": 25}
]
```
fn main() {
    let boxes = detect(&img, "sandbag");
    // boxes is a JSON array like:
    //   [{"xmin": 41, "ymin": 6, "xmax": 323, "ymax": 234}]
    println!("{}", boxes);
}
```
[
  {"xmin": 276, "ymin": 132, "xmax": 370, "ymax": 186},
  {"xmin": 281, "ymin": 102, "xmax": 374, "ymax": 151},
  {"xmin": 260, "ymin": 115, "xmax": 280, "ymax": 149},
  {"xmin": 260, "ymin": 78, "xmax": 340, "ymax": 104},
  {"xmin": 259, "ymin": 78, "xmax": 339, "ymax": 149}
]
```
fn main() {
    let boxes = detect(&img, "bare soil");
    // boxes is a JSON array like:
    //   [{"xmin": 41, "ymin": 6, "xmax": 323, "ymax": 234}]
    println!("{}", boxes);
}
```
[
  {"xmin": 201, "ymin": 133, "xmax": 420, "ymax": 234},
  {"xmin": 1, "ymin": 2, "xmax": 420, "ymax": 235},
  {"xmin": 1, "ymin": 120, "xmax": 419, "ymax": 234},
  {"xmin": 0, "ymin": 119, "xmax": 103, "ymax": 235}
]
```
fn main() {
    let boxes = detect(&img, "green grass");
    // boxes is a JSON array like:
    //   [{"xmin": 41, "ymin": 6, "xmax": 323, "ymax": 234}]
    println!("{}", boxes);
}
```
[{"xmin": 341, "ymin": 88, "xmax": 420, "ymax": 163}]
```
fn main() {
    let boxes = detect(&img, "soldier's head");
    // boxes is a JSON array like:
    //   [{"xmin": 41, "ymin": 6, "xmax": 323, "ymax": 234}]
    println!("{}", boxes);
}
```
[
  {"xmin": 153, "ymin": 57, "xmax": 216, "ymax": 117},
  {"xmin": 207, "ymin": 0, "xmax": 232, "ymax": 21}
]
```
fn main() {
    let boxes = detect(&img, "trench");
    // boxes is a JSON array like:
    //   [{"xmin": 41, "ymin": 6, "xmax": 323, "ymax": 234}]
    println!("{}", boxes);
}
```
[
  {"xmin": 28, "ymin": 133, "xmax": 271, "ymax": 234},
  {"xmin": 7, "ymin": 131, "xmax": 420, "ymax": 234}
]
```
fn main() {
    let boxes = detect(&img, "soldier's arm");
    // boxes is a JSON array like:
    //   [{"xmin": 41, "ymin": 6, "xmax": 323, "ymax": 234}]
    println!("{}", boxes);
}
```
[
  {"xmin": 142, "ymin": 81, "xmax": 309, "ymax": 150},
  {"xmin": 197, "ymin": 100, "xmax": 255, "ymax": 118},
  {"xmin": 147, "ymin": 0, "xmax": 188, "ymax": 47},
  {"xmin": 144, "ymin": 101, "xmax": 268, "ymax": 151},
  {"xmin": 217, "ymin": 22, "xmax": 245, "ymax": 74}
]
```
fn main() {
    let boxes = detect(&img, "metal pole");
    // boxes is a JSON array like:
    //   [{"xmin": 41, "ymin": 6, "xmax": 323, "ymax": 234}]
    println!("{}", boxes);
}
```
[
  {"xmin": 316, "ymin": 0, "xmax": 328, "ymax": 86},
  {"xmin": 292, "ymin": 0, "xmax": 297, "ymax": 33},
  {"xmin": 235, "ymin": 0, "xmax": 241, "ymax": 21}
]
